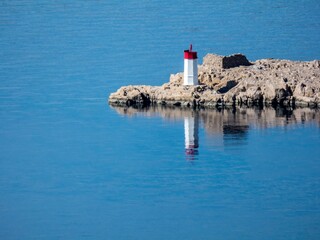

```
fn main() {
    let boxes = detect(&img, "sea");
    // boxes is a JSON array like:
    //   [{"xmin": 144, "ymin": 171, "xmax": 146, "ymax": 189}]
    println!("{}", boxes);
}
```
[{"xmin": 1, "ymin": 1, "xmax": 320, "ymax": 239}]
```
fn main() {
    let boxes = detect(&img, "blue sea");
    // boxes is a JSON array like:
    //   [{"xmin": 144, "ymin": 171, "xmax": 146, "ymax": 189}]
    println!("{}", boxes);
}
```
[{"xmin": 1, "ymin": 1, "xmax": 320, "ymax": 239}]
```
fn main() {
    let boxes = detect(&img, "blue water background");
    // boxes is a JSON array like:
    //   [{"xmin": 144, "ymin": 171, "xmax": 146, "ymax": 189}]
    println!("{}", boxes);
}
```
[{"xmin": 1, "ymin": 1, "xmax": 320, "ymax": 239}]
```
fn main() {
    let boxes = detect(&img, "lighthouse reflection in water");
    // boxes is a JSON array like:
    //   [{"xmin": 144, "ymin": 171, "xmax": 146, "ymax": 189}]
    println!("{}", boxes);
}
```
[{"xmin": 184, "ymin": 112, "xmax": 199, "ymax": 160}]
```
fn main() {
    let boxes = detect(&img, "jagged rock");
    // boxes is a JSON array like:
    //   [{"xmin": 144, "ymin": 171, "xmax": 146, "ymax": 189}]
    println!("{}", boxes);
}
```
[
  {"xmin": 109, "ymin": 53, "xmax": 320, "ymax": 108},
  {"xmin": 215, "ymin": 80, "xmax": 238, "ymax": 93},
  {"xmin": 222, "ymin": 54, "xmax": 252, "ymax": 69}
]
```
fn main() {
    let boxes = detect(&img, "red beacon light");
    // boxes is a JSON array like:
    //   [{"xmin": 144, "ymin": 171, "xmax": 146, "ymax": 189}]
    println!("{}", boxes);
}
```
[{"xmin": 184, "ymin": 44, "xmax": 198, "ymax": 59}]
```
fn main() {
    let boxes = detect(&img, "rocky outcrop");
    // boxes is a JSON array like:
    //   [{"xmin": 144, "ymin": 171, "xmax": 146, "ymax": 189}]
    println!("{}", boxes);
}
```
[
  {"xmin": 109, "ymin": 84, "xmax": 222, "ymax": 108},
  {"xmin": 200, "ymin": 53, "xmax": 251, "ymax": 70},
  {"xmin": 109, "ymin": 53, "xmax": 320, "ymax": 108}
]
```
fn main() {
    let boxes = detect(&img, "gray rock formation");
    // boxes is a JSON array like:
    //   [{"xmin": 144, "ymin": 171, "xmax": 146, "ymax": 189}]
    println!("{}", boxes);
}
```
[{"xmin": 109, "ymin": 53, "xmax": 320, "ymax": 108}]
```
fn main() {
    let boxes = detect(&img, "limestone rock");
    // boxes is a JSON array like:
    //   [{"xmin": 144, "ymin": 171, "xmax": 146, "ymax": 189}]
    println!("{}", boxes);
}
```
[
  {"xmin": 109, "ymin": 53, "xmax": 320, "ymax": 108},
  {"xmin": 201, "ymin": 53, "xmax": 251, "ymax": 70}
]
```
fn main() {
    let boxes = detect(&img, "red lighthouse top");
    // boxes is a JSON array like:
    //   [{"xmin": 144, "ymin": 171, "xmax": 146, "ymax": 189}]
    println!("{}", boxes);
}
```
[{"xmin": 184, "ymin": 44, "xmax": 197, "ymax": 59}]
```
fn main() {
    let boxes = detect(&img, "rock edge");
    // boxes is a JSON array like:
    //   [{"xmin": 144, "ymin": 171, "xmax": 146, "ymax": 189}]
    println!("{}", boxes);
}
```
[{"xmin": 109, "ymin": 53, "xmax": 320, "ymax": 108}]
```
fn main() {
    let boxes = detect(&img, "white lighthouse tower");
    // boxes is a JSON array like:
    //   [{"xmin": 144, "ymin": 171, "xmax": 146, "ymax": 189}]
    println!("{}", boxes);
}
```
[{"xmin": 184, "ymin": 44, "xmax": 198, "ymax": 85}]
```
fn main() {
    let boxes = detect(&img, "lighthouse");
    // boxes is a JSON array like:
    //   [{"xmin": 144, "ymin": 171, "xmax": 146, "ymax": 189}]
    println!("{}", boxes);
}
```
[{"xmin": 184, "ymin": 44, "xmax": 198, "ymax": 85}]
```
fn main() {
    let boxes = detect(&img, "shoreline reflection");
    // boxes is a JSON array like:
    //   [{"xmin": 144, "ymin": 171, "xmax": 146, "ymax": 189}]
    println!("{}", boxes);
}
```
[{"xmin": 111, "ymin": 106, "xmax": 320, "ymax": 159}]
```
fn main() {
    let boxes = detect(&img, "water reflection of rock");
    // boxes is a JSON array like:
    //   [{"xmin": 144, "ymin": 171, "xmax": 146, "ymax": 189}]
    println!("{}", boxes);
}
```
[
  {"xmin": 111, "ymin": 106, "xmax": 320, "ymax": 158},
  {"xmin": 112, "ymin": 106, "xmax": 320, "ymax": 131}
]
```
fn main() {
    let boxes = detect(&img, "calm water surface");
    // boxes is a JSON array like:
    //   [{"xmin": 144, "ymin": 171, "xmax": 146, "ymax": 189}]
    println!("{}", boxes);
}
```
[{"xmin": 1, "ymin": 1, "xmax": 320, "ymax": 239}]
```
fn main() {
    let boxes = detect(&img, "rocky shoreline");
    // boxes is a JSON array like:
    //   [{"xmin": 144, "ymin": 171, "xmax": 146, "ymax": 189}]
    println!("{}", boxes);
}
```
[{"xmin": 109, "ymin": 53, "xmax": 320, "ymax": 108}]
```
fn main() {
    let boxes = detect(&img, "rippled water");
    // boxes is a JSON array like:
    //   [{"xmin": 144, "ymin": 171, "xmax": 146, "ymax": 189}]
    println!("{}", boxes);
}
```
[{"xmin": 1, "ymin": 1, "xmax": 320, "ymax": 239}]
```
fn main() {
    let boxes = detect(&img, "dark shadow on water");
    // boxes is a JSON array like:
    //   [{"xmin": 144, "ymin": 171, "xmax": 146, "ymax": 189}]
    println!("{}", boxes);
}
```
[{"xmin": 223, "ymin": 125, "xmax": 249, "ymax": 136}]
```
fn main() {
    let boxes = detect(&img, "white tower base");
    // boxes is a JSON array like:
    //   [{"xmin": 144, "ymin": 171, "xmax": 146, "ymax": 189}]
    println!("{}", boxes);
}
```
[{"xmin": 183, "ymin": 59, "xmax": 198, "ymax": 85}]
